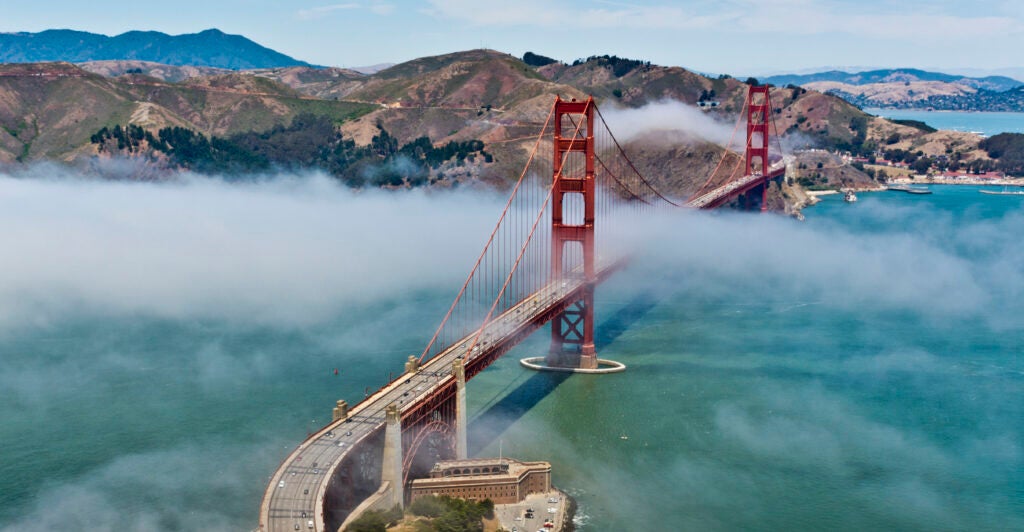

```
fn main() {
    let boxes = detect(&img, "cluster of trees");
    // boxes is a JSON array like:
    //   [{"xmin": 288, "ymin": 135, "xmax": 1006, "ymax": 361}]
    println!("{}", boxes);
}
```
[
  {"xmin": 571, "ymin": 54, "xmax": 651, "ymax": 77},
  {"xmin": 345, "ymin": 505, "xmax": 404, "ymax": 532},
  {"xmin": 980, "ymin": 133, "xmax": 1024, "ymax": 174},
  {"xmin": 89, "ymin": 114, "xmax": 492, "ymax": 187},
  {"xmin": 345, "ymin": 496, "xmax": 495, "ymax": 532},
  {"xmin": 407, "ymin": 495, "xmax": 494, "ymax": 531},
  {"xmin": 698, "ymin": 89, "xmax": 717, "ymax": 102},
  {"xmin": 879, "ymin": 147, "xmax": 1001, "ymax": 175},
  {"xmin": 889, "ymin": 118, "xmax": 936, "ymax": 133},
  {"xmin": 522, "ymin": 52, "xmax": 558, "ymax": 67},
  {"xmin": 91, "ymin": 124, "xmax": 151, "ymax": 152}
]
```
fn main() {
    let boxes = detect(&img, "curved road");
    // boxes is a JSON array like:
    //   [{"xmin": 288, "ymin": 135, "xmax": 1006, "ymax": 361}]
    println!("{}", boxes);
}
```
[{"xmin": 258, "ymin": 264, "xmax": 616, "ymax": 532}]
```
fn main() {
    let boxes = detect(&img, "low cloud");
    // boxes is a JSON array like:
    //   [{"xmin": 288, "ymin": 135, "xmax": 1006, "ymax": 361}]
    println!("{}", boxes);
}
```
[
  {"xmin": 0, "ymin": 170, "xmax": 505, "ymax": 329},
  {"xmin": 618, "ymin": 202, "xmax": 1024, "ymax": 325},
  {"xmin": 598, "ymin": 100, "xmax": 739, "ymax": 148},
  {"xmin": 0, "ymin": 439, "xmax": 279, "ymax": 532},
  {"xmin": 2, "ymin": 169, "xmax": 1021, "ymax": 531}
]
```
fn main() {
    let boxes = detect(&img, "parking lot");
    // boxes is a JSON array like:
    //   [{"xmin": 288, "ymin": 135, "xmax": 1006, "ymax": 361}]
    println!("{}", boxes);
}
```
[{"xmin": 492, "ymin": 489, "xmax": 568, "ymax": 532}]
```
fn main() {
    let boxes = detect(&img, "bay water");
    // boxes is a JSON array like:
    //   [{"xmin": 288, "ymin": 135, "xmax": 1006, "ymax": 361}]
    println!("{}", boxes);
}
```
[
  {"xmin": 0, "ymin": 178, "xmax": 1020, "ymax": 531},
  {"xmin": 864, "ymin": 107, "xmax": 1024, "ymax": 137}
]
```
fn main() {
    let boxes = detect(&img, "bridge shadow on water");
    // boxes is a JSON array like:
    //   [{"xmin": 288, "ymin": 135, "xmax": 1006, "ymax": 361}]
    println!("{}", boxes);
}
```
[{"xmin": 468, "ymin": 292, "xmax": 659, "ymax": 455}]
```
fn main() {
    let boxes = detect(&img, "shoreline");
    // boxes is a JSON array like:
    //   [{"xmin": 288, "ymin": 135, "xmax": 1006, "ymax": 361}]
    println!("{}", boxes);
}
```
[
  {"xmin": 886, "ymin": 177, "xmax": 1024, "ymax": 187},
  {"xmin": 795, "ymin": 180, "xmax": 1023, "ymax": 212}
]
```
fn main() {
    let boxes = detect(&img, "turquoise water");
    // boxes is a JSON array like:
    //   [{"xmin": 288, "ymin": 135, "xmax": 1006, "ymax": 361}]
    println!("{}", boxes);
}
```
[
  {"xmin": 1, "ymin": 180, "xmax": 1021, "ymax": 530},
  {"xmin": 865, "ymin": 108, "xmax": 1024, "ymax": 137}
]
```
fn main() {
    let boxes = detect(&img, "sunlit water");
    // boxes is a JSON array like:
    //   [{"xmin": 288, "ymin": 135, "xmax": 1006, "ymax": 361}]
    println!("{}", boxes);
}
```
[
  {"xmin": 0, "ymin": 181, "xmax": 1021, "ymax": 531},
  {"xmin": 864, "ymin": 108, "xmax": 1024, "ymax": 137}
]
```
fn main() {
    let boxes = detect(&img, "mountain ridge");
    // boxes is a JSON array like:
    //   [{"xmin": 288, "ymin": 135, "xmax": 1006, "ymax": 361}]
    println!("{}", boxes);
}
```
[
  {"xmin": 0, "ymin": 28, "xmax": 312, "ymax": 70},
  {"xmin": 1, "ymin": 48, "xmax": 1006, "ymax": 202},
  {"xmin": 763, "ymin": 68, "xmax": 1023, "ymax": 92}
]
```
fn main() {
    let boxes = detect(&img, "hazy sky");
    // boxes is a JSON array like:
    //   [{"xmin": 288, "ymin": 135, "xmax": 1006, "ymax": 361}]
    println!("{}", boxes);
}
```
[{"xmin": 1, "ymin": 0, "xmax": 1021, "ymax": 77}]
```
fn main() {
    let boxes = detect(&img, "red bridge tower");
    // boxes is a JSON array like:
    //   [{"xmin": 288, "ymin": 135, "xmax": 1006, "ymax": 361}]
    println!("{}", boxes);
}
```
[
  {"xmin": 744, "ymin": 85, "xmax": 773, "ymax": 211},
  {"xmin": 548, "ymin": 97, "xmax": 598, "ymax": 370}
]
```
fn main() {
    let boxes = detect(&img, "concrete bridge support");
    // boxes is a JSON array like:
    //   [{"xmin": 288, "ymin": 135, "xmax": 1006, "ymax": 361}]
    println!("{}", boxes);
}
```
[
  {"xmin": 454, "ymin": 359, "xmax": 468, "ymax": 459},
  {"xmin": 381, "ymin": 404, "xmax": 404, "ymax": 508},
  {"xmin": 332, "ymin": 400, "xmax": 349, "ymax": 422}
]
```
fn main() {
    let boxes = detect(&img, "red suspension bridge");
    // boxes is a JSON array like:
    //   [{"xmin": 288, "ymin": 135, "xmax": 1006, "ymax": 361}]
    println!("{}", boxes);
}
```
[{"xmin": 258, "ymin": 87, "xmax": 788, "ymax": 532}]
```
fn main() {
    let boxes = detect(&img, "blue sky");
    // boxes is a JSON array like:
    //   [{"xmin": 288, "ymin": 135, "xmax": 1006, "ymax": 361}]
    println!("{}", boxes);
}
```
[{"xmin": 2, "ymin": 0, "xmax": 1021, "ymax": 77}]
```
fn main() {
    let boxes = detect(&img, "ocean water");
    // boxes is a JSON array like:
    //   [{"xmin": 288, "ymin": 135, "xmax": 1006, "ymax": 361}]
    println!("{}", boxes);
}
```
[
  {"xmin": 0, "ymin": 178, "xmax": 1021, "ymax": 531},
  {"xmin": 864, "ymin": 107, "xmax": 1024, "ymax": 137}
]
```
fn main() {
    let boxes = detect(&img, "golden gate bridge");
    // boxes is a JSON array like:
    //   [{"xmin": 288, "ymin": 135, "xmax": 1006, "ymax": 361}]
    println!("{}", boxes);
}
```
[{"xmin": 258, "ymin": 86, "xmax": 788, "ymax": 532}]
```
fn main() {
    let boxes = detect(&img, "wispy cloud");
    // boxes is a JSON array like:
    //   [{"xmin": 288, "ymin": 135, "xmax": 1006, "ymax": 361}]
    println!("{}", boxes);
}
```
[
  {"xmin": 296, "ymin": 1, "xmax": 394, "ymax": 20},
  {"xmin": 370, "ymin": 1, "xmax": 395, "ymax": 15},
  {"xmin": 744, "ymin": 0, "xmax": 1020, "ymax": 40},
  {"xmin": 297, "ymin": 3, "xmax": 359, "ymax": 20},
  {"xmin": 424, "ymin": 0, "xmax": 1021, "ymax": 39},
  {"xmin": 422, "ymin": 0, "xmax": 729, "ymax": 29}
]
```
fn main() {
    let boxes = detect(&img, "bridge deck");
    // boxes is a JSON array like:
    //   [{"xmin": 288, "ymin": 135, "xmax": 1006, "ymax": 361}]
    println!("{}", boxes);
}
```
[
  {"xmin": 687, "ymin": 161, "xmax": 787, "ymax": 208},
  {"xmin": 258, "ymin": 260, "xmax": 622, "ymax": 532}
]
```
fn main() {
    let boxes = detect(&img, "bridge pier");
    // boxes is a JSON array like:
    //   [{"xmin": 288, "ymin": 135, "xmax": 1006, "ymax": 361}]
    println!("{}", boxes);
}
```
[
  {"xmin": 381, "ymin": 403, "xmax": 404, "ymax": 508},
  {"xmin": 332, "ymin": 399, "xmax": 349, "ymax": 422},
  {"xmin": 454, "ymin": 359, "xmax": 468, "ymax": 460}
]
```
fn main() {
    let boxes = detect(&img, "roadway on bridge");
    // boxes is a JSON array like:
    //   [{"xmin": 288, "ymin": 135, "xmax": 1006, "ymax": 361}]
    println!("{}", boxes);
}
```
[
  {"xmin": 687, "ymin": 160, "xmax": 788, "ymax": 208},
  {"xmin": 259, "ymin": 265, "xmax": 614, "ymax": 532}
]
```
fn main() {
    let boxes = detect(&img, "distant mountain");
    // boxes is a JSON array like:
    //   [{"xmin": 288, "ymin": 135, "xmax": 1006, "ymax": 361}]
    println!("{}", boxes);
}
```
[
  {"xmin": 350, "ymin": 63, "xmax": 394, "ymax": 75},
  {"xmin": 763, "ymin": 68, "xmax": 1023, "ymax": 92},
  {"xmin": 0, "ymin": 28, "xmax": 312, "ymax": 70}
]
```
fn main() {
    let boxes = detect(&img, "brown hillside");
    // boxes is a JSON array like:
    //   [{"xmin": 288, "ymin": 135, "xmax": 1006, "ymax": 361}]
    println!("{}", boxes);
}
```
[
  {"xmin": 804, "ymin": 80, "xmax": 976, "ymax": 105},
  {"xmin": 248, "ymin": 66, "xmax": 367, "ymax": 100},
  {"xmin": 79, "ymin": 60, "xmax": 229, "ymax": 82},
  {"xmin": 548, "ymin": 60, "xmax": 747, "ymax": 110},
  {"xmin": 0, "ymin": 62, "xmax": 376, "ymax": 161},
  {"xmin": 0, "ymin": 53, "xmax": 994, "ymax": 203}
]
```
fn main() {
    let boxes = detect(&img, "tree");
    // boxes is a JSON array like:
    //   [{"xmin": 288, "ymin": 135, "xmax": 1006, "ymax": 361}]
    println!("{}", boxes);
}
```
[
  {"xmin": 522, "ymin": 52, "xmax": 557, "ymax": 67},
  {"xmin": 912, "ymin": 157, "xmax": 932, "ymax": 174}
]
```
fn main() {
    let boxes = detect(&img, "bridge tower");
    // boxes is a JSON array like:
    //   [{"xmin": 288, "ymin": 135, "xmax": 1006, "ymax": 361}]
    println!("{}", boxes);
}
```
[
  {"xmin": 745, "ymin": 85, "xmax": 773, "ymax": 211},
  {"xmin": 548, "ymin": 96, "xmax": 598, "ymax": 370}
]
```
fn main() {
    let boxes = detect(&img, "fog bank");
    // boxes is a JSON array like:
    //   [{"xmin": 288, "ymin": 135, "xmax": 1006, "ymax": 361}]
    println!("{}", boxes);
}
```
[{"xmin": 0, "ymin": 170, "xmax": 506, "ymax": 329}]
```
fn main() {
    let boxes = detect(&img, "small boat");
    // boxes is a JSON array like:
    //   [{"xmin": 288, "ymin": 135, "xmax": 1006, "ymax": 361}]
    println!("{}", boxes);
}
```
[
  {"xmin": 844, "ymin": 190, "xmax": 857, "ymax": 203},
  {"xmin": 887, "ymin": 185, "xmax": 933, "ymax": 195},
  {"xmin": 979, "ymin": 186, "xmax": 1024, "ymax": 196}
]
